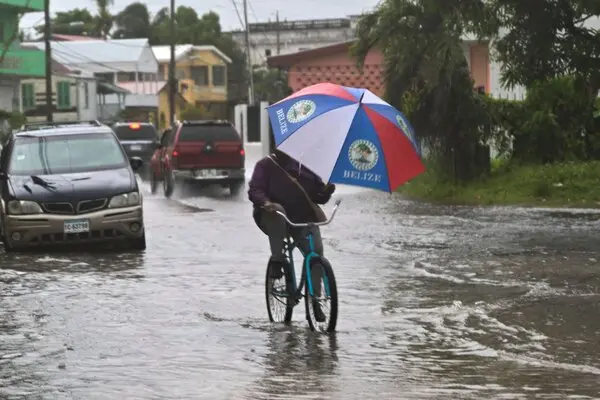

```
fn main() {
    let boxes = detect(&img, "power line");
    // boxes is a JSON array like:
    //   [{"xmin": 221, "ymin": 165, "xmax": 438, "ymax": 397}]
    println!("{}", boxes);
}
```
[{"xmin": 230, "ymin": 0, "xmax": 245, "ymax": 29}]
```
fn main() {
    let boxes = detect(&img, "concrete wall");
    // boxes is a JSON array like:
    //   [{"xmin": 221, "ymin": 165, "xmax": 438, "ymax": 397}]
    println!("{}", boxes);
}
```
[
  {"xmin": 20, "ymin": 75, "xmax": 98, "ymax": 120},
  {"xmin": 235, "ymin": 101, "xmax": 271, "ymax": 160},
  {"xmin": 231, "ymin": 23, "xmax": 353, "ymax": 67},
  {"xmin": 0, "ymin": 79, "xmax": 18, "ymax": 112}
]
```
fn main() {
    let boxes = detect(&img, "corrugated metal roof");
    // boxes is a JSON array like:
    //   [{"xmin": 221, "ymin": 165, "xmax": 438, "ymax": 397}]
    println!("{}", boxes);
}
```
[
  {"xmin": 152, "ymin": 45, "xmax": 193, "ymax": 62},
  {"xmin": 152, "ymin": 44, "xmax": 232, "ymax": 63},
  {"xmin": 52, "ymin": 34, "xmax": 102, "ymax": 41},
  {"xmin": 23, "ymin": 39, "xmax": 149, "ymax": 65}
]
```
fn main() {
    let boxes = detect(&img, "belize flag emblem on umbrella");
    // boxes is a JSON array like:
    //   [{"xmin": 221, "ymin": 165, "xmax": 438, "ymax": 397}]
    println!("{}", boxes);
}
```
[{"xmin": 267, "ymin": 82, "xmax": 425, "ymax": 192}]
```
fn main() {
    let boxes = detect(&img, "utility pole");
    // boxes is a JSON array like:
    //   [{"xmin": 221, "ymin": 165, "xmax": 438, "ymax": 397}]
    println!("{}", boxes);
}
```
[
  {"xmin": 242, "ymin": 0, "xmax": 254, "ymax": 105},
  {"xmin": 44, "ymin": 0, "xmax": 53, "ymax": 122},
  {"xmin": 168, "ymin": 0, "xmax": 176, "ymax": 126},
  {"xmin": 275, "ymin": 11, "xmax": 280, "ymax": 55}
]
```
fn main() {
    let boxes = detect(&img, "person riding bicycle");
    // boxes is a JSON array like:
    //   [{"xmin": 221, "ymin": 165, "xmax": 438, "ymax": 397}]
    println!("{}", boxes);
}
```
[{"xmin": 248, "ymin": 149, "xmax": 336, "ymax": 322}]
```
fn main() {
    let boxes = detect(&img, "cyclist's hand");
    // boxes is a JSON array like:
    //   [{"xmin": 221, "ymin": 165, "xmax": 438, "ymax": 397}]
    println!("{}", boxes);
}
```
[
  {"xmin": 263, "ymin": 201, "xmax": 282, "ymax": 213},
  {"xmin": 324, "ymin": 183, "xmax": 336, "ymax": 195}
]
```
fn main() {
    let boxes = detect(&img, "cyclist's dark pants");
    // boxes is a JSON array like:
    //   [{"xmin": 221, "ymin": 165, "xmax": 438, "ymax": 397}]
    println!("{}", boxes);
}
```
[{"xmin": 258, "ymin": 206, "xmax": 324, "ymax": 295}]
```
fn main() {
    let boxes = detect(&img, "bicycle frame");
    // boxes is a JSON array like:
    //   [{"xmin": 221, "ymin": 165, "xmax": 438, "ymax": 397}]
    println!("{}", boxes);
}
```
[{"xmin": 276, "ymin": 199, "xmax": 341, "ymax": 299}]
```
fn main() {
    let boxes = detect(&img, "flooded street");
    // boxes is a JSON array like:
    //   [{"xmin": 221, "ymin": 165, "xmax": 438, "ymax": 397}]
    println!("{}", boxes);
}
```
[{"xmin": 1, "ymin": 151, "xmax": 600, "ymax": 399}]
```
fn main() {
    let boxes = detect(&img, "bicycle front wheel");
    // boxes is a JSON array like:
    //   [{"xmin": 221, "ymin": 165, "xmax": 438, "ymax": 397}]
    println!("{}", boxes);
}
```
[
  {"xmin": 305, "ymin": 258, "xmax": 338, "ymax": 333},
  {"xmin": 265, "ymin": 260, "xmax": 294, "ymax": 324}
]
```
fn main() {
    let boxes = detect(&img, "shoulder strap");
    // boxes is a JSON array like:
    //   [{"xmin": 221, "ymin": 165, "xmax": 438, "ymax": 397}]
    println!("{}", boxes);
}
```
[{"xmin": 268, "ymin": 155, "xmax": 315, "ymax": 206}]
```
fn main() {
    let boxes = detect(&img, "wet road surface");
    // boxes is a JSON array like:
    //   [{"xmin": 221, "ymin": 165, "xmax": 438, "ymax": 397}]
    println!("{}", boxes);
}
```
[{"xmin": 1, "ymin": 160, "xmax": 600, "ymax": 399}]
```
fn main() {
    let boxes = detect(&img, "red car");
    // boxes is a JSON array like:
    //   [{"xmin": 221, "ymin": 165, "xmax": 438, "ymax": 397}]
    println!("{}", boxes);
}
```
[{"xmin": 150, "ymin": 120, "xmax": 246, "ymax": 197}]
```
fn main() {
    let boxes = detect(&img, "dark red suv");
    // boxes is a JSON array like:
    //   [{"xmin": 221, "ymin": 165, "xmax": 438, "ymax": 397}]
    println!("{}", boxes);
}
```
[{"xmin": 149, "ymin": 120, "xmax": 246, "ymax": 197}]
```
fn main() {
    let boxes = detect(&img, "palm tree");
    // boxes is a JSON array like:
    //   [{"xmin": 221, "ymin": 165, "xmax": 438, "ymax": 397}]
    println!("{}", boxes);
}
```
[
  {"xmin": 353, "ymin": 0, "xmax": 493, "ymax": 182},
  {"xmin": 94, "ymin": 0, "xmax": 114, "ymax": 39}
]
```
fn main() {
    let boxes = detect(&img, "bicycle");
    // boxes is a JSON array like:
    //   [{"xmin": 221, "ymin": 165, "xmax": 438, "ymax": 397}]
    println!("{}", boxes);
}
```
[{"xmin": 265, "ymin": 199, "xmax": 342, "ymax": 333}]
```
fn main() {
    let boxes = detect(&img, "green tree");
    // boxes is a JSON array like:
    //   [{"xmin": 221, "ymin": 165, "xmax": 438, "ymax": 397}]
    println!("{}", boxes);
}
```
[
  {"xmin": 483, "ymin": 0, "xmax": 600, "ymax": 91},
  {"xmin": 479, "ymin": 0, "xmax": 600, "ymax": 162},
  {"xmin": 94, "ymin": 0, "xmax": 114, "ymax": 39},
  {"xmin": 113, "ymin": 2, "xmax": 152, "ymax": 39},
  {"xmin": 253, "ymin": 69, "xmax": 292, "ymax": 103},
  {"xmin": 354, "ymin": 0, "xmax": 494, "ymax": 181},
  {"xmin": 34, "ymin": 9, "xmax": 97, "ymax": 37}
]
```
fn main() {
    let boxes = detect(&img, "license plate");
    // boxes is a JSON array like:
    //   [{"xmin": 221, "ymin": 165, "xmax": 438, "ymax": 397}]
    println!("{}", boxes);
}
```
[
  {"xmin": 196, "ymin": 169, "xmax": 217, "ymax": 177},
  {"xmin": 64, "ymin": 219, "xmax": 90, "ymax": 233},
  {"xmin": 130, "ymin": 145, "xmax": 142, "ymax": 151}
]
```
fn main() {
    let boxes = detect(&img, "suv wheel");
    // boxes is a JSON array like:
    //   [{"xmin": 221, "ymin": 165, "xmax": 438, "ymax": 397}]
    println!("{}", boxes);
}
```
[
  {"xmin": 229, "ymin": 180, "xmax": 244, "ymax": 196},
  {"xmin": 163, "ymin": 170, "xmax": 175, "ymax": 198}
]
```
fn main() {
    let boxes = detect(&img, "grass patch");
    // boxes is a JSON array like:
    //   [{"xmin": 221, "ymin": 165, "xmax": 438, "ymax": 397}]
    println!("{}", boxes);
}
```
[{"xmin": 399, "ymin": 160, "xmax": 600, "ymax": 208}]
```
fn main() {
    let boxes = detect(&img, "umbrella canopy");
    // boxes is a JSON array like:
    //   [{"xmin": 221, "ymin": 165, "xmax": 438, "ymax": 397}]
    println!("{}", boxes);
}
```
[{"xmin": 267, "ymin": 82, "xmax": 425, "ymax": 192}]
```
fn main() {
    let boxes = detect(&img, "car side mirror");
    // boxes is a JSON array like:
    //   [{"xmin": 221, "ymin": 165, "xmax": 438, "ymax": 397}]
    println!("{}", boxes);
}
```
[{"xmin": 129, "ymin": 157, "xmax": 143, "ymax": 171}]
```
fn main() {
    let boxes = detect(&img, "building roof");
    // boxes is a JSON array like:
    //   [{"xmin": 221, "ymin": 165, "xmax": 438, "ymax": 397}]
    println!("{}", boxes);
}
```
[
  {"xmin": 267, "ymin": 40, "xmax": 355, "ymax": 67},
  {"xmin": 23, "ymin": 38, "xmax": 150, "ymax": 65},
  {"xmin": 152, "ymin": 44, "xmax": 232, "ymax": 64},
  {"xmin": 51, "ymin": 34, "xmax": 102, "ymax": 41},
  {"xmin": 19, "ymin": 44, "xmax": 72, "ymax": 75},
  {"xmin": 97, "ymin": 81, "xmax": 131, "ymax": 95}
]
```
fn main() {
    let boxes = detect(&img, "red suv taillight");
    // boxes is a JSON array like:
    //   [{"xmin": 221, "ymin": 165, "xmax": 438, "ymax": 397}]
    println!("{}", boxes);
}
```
[{"xmin": 240, "ymin": 148, "xmax": 245, "ymax": 156}]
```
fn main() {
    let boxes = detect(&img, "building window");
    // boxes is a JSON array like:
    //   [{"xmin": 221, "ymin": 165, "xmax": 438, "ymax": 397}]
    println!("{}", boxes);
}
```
[
  {"xmin": 175, "ymin": 68, "xmax": 186, "ymax": 80},
  {"xmin": 158, "ymin": 65, "xmax": 165, "ymax": 79},
  {"xmin": 190, "ymin": 66, "xmax": 208, "ymax": 86},
  {"xmin": 83, "ymin": 82, "xmax": 89, "ymax": 109},
  {"xmin": 265, "ymin": 49, "xmax": 271, "ymax": 57},
  {"xmin": 95, "ymin": 72, "xmax": 114, "ymax": 83},
  {"xmin": 57, "ymin": 81, "xmax": 71, "ymax": 109},
  {"xmin": 212, "ymin": 65, "xmax": 226, "ymax": 86},
  {"xmin": 21, "ymin": 83, "xmax": 35, "ymax": 110},
  {"xmin": 117, "ymin": 72, "xmax": 136, "ymax": 82}
]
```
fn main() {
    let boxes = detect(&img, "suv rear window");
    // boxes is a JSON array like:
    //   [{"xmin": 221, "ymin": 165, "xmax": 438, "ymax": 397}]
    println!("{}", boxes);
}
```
[
  {"xmin": 113, "ymin": 124, "xmax": 157, "ymax": 141},
  {"xmin": 178, "ymin": 125, "xmax": 240, "ymax": 142}
]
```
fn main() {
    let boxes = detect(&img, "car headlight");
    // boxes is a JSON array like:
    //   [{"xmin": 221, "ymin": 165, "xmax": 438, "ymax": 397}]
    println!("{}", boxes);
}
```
[
  {"xmin": 108, "ymin": 192, "xmax": 141, "ymax": 208},
  {"xmin": 7, "ymin": 200, "xmax": 43, "ymax": 215}
]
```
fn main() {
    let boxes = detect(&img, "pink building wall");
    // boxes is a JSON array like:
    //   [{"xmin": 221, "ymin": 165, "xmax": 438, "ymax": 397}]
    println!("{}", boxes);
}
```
[
  {"xmin": 276, "ymin": 42, "xmax": 491, "ymax": 96},
  {"xmin": 287, "ymin": 47, "xmax": 385, "ymax": 96}
]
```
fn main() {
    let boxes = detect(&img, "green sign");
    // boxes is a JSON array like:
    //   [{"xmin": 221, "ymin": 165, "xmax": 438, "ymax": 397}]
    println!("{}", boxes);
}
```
[
  {"xmin": 0, "ymin": 0, "xmax": 44, "ymax": 11},
  {"xmin": 0, "ymin": 47, "xmax": 45, "ymax": 77}
]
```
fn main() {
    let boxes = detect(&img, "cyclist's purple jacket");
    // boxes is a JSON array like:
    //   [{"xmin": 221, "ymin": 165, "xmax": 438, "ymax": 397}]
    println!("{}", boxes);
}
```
[{"xmin": 248, "ymin": 155, "xmax": 333, "ymax": 223}]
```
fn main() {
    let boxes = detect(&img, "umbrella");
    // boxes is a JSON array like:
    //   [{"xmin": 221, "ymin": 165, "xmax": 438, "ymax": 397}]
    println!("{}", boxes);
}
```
[{"xmin": 266, "ymin": 82, "xmax": 426, "ymax": 192}]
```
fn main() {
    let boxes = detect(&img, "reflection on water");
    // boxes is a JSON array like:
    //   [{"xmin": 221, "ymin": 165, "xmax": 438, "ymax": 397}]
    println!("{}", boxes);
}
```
[
  {"xmin": 1, "ymin": 190, "xmax": 600, "ymax": 399},
  {"xmin": 251, "ymin": 327, "xmax": 339, "ymax": 399}
]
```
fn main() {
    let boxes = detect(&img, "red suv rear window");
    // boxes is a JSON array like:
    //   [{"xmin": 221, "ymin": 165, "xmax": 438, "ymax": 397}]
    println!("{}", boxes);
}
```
[{"xmin": 178, "ymin": 125, "xmax": 241, "ymax": 142}]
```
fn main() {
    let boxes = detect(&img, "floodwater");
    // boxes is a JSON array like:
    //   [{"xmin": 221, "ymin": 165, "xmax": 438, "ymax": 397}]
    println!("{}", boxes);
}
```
[{"xmin": 1, "ymin": 149, "xmax": 599, "ymax": 399}]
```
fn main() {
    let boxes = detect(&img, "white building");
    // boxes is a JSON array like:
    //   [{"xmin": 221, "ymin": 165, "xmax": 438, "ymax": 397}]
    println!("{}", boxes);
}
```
[
  {"xmin": 23, "ymin": 38, "xmax": 160, "ymax": 120},
  {"xmin": 19, "ymin": 61, "xmax": 99, "ymax": 123},
  {"xmin": 229, "ymin": 16, "xmax": 359, "ymax": 67}
]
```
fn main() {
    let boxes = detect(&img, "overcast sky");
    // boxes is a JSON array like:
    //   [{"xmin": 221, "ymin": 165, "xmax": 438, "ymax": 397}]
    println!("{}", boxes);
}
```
[{"xmin": 20, "ymin": 0, "xmax": 380, "ymax": 36}]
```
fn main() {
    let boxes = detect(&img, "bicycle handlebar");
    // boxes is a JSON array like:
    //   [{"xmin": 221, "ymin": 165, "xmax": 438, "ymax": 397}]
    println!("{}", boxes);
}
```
[{"xmin": 275, "ymin": 199, "xmax": 342, "ymax": 228}]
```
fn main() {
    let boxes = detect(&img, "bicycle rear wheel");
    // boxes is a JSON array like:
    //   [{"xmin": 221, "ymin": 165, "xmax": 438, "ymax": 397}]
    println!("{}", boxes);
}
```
[
  {"xmin": 265, "ymin": 260, "xmax": 294, "ymax": 324},
  {"xmin": 305, "ymin": 258, "xmax": 338, "ymax": 333}
]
